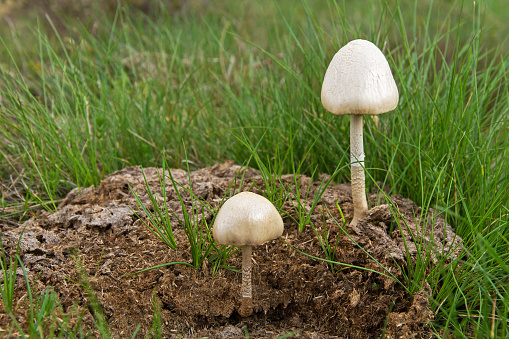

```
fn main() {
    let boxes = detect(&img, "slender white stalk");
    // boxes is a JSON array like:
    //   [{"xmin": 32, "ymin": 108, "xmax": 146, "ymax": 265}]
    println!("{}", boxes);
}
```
[
  {"xmin": 350, "ymin": 115, "xmax": 368, "ymax": 226},
  {"xmin": 239, "ymin": 245, "xmax": 253, "ymax": 317}
]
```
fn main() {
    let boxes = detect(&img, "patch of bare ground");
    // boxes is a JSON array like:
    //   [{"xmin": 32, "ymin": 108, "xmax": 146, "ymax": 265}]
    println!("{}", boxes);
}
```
[{"xmin": 0, "ymin": 161, "xmax": 462, "ymax": 338}]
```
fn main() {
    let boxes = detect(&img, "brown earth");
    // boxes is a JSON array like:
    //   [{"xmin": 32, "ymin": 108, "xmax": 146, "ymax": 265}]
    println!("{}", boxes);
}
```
[{"xmin": 0, "ymin": 161, "xmax": 463, "ymax": 338}]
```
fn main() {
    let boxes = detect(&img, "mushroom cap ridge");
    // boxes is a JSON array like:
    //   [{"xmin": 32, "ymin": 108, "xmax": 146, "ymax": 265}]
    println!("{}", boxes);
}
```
[
  {"xmin": 213, "ymin": 192, "xmax": 284, "ymax": 246},
  {"xmin": 321, "ymin": 39, "xmax": 399, "ymax": 115}
]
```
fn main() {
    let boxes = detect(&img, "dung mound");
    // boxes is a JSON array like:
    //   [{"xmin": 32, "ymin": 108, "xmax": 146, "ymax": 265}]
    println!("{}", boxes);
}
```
[{"xmin": 1, "ymin": 161, "xmax": 462, "ymax": 338}]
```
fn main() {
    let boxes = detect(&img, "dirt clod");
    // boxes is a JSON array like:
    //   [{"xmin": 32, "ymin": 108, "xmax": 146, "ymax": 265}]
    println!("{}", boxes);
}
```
[{"xmin": 0, "ymin": 162, "xmax": 463, "ymax": 338}]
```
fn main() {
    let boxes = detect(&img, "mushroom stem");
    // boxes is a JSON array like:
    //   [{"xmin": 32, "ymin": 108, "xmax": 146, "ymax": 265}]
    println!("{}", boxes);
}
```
[
  {"xmin": 350, "ymin": 115, "xmax": 368, "ymax": 226},
  {"xmin": 239, "ymin": 245, "xmax": 253, "ymax": 317}
]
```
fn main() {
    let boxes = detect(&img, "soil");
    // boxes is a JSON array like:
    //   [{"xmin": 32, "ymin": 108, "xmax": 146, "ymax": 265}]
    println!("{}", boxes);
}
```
[{"xmin": 0, "ymin": 161, "xmax": 463, "ymax": 338}]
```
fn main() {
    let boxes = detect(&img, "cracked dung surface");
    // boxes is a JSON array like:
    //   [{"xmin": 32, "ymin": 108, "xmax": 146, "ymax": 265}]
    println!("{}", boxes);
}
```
[{"xmin": 0, "ymin": 161, "xmax": 462, "ymax": 338}]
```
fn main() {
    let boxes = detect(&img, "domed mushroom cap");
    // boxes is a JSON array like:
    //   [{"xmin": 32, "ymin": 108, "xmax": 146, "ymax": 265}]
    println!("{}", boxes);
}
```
[
  {"xmin": 321, "ymin": 39, "xmax": 399, "ymax": 115},
  {"xmin": 213, "ymin": 192, "xmax": 284, "ymax": 246}
]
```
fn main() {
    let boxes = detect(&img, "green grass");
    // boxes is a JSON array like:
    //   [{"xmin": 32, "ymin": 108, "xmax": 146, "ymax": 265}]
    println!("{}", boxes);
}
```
[
  {"xmin": 1, "ymin": 0, "xmax": 508, "ymax": 337},
  {"xmin": 2, "ymin": 251, "xmax": 85, "ymax": 338}
]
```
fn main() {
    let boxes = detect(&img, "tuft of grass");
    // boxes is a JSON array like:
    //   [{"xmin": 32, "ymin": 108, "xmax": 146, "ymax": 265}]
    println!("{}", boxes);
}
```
[
  {"xmin": 168, "ymin": 151, "xmax": 217, "ymax": 269},
  {"xmin": 0, "ymin": 252, "xmax": 17, "ymax": 316},
  {"xmin": 126, "ymin": 149, "xmax": 247, "ymax": 276},
  {"xmin": 70, "ymin": 248, "xmax": 111, "ymax": 339},
  {"xmin": 145, "ymin": 290, "xmax": 163, "ymax": 339},
  {"xmin": 130, "ymin": 160, "xmax": 178, "ymax": 250},
  {"xmin": 2, "ymin": 254, "xmax": 80, "ymax": 338},
  {"xmin": 310, "ymin": 206, "xmax": 343, "ymax": 274}
]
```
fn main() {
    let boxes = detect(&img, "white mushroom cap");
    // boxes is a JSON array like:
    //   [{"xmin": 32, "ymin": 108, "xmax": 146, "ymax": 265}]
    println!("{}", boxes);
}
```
[
  {"xmin": 321, "ymin": 39, "xmax": 399, "ymax": 115},
  {"xmin": 213, "ymin": 192, "xmax": 284, "ymax": 246}
]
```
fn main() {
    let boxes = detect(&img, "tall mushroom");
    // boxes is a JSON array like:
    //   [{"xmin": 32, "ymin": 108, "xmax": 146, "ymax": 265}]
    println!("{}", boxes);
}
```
[
  {"xmin": 321, "ymin": 39, "xmax": 399, "ymax": 226},
  {"xmin": 213, "ymin": 191, "xmax": 284, "ymax": 317}
]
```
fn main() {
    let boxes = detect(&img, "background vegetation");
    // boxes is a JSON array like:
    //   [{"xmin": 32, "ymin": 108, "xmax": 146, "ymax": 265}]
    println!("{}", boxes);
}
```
[{"xmin": 1, "ymin": 0, "xmax": 508, "ymax": 337}]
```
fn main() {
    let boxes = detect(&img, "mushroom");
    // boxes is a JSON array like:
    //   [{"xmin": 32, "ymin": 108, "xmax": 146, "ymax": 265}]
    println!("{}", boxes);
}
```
[
  {"xmin": 213, "ymin": 191, "xmax": 284, "ymax": 317},
  {"xmin": 321, "ymin": 39, "xmax": 399, "ymax": 226}
]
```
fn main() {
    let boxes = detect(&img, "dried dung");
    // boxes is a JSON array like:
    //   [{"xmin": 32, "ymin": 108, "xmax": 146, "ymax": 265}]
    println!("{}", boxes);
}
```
[{"xmin": 0, "ymin": 161, "xmax": 463, "ymax": 338}]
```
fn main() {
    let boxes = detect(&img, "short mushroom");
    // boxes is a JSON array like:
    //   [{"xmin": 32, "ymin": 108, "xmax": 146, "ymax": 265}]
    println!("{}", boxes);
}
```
[
  {"xmin": 213, "ymin": 191, "xmax": 284, "ymax": 317},
  {"xmin": 321, "ymin": 39, "xmax": 399, "ymax": 225}
]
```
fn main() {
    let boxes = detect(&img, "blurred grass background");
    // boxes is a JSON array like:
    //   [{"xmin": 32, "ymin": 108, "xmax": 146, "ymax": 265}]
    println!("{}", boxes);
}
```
[{"xmin": 0, "ymin": 0, "xmax": 508, "ymax": 337}]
